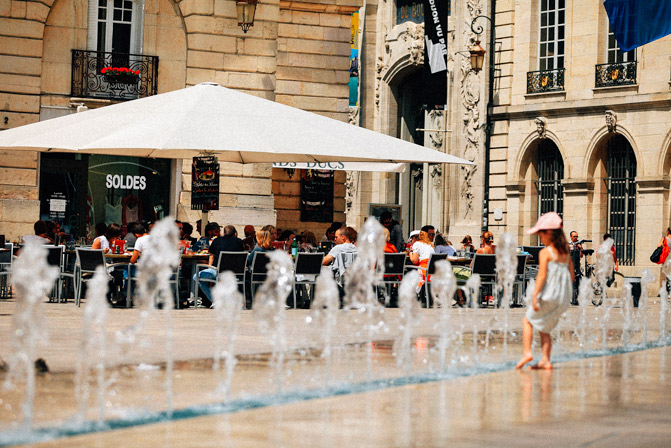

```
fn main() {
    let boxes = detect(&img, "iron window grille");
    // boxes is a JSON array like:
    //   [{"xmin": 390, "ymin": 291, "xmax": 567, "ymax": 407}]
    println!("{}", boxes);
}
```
[
  {"xmin": 606, "ymin": 136, "xmax": 637, "ymax": 265},
  {"xmin": 527, "ymin": 68, "xmax": 565, "ymax": 93},
  {"xmin": 71, "ymin": 49, "xmax": 158, "ymax": 101},
  {"xmin": 535, "ymin": 141, "xmax": 564, "ymax": 217},
  {"xmin": 595, "ymin": 61, "xmax": 637, "ymax": 88}
]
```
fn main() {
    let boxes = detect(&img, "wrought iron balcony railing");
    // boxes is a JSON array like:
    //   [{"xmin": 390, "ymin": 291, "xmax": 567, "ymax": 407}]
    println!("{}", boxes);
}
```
[
  {"xmin": 595, "ymin": 61, "xmax": 637, "ymax": 88},
  {"xmin": 71, "ymin": 50, "xmax": 159, "ymax": 101},
  {"xmin": 527, "ymin": 68, "xmax": 565, "ymax": 94}
]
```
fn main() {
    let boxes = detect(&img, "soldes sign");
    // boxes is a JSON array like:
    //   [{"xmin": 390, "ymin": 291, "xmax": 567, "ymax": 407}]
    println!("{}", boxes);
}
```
[{"xmin": 105, "ymin": 174, "xmax": 147, "ymax": 190}]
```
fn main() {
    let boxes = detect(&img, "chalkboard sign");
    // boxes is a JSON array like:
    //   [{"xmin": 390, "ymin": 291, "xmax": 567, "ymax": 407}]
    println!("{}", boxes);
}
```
[
  {"xmin": 191, "ymin": 156, "xmax": 220, "ymax": 211},
  {"xmin": 300, "ymin": 169, "xmax": 334, "ymax": 223}
]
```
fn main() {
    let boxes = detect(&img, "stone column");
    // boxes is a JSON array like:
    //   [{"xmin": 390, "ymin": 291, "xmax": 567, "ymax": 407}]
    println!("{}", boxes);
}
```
[
  {"xmin": 635, "ymin": 176, "xmax": 670, "ymax": 269},
  {"xmin": 562, "ymin": 178, "xmax": 595, "ymax": 239}
]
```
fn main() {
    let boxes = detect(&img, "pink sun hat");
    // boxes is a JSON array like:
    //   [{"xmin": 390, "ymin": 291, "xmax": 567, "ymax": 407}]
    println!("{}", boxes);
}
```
[{"xmin": 527, "ymin": 212, "xmax": 563, "ymax": 234}]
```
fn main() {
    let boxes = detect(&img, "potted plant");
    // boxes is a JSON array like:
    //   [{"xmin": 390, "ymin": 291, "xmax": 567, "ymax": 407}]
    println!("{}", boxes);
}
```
[{"xmin": 101, "ymin": 66, "xmax": 141, "ymax": 84}]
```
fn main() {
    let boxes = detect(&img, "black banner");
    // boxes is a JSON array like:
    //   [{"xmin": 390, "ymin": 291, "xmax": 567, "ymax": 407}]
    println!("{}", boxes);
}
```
[
  {"xmin": 191, "ymin": 156, "xmax": 220, "ymax": 211},
  {"xmin": 422, "ymin": 0, "xmax": 448, "ymax": 110},
  {"xmin": 300, "ymin": 169, "xmax": 334, "ymax": 223}
]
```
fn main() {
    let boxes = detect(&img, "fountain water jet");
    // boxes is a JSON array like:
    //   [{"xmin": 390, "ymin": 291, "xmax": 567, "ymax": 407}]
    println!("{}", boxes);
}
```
[
  {"xmin": 640, "ymin": 269, "xmax": 654, "ymax": 345},
  {"xmin": 75, "ymin": 266, "xmax": 110, "ymax": 424},
  {"xmin": 254, "ymin": 250, "xmax": 294, "ymax": 394},
  {"xmin": 3, "ymin": 241, "xmax": 59, "ymax": 429},
  {"xmin": 394, "ymin": 270, "xmax": 421, "ymax": 375},
  {"xmin": 211, "ymin": 271, "xmax": 244, "ymax": 400},
  {"xmin": 495, "ymin": 233, "xmax": 518, "ymax": 360},
  {"xmin": 595, "ymin": 238, "xmax": 615, "ymax": 350},
  {"xmin": 576, "ymin": 277, "xmax": 594, "ymax": 351},
  {"xmin": 342, "ymin": 217, "xmax": 386, "ymax": 380},
  {"xmin": 310, "ymin": 267, "xmax": 340, "ymax": 385},
  {"xmin": 429, "ymin": 261, "xmax": 457, "ymax": 372},
  {"xmin": 466, "ymin": 274, "xmax": 482, "ymax": 361},
  {"xmin": 116, "ymin": 218, "xmax": 180, "ymax": 416}
]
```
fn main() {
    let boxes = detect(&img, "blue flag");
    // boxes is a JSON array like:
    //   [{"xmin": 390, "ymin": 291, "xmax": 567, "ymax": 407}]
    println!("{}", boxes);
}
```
[{"xmin": 604, "ymin": 0, "xmax": 671, "ymax": 52}]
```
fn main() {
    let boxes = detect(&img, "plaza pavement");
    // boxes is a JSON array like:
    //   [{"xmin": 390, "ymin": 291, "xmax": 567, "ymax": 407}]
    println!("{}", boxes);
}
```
[{"xmin": 0, "ymin": 298, "xmax": 670, "ymax": 447}]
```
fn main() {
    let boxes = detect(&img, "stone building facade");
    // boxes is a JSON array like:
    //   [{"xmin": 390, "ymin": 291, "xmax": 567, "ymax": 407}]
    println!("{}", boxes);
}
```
[
  {"xmin": 348, "ymin": 0, "xmax": 489, "ymax": 241},
  {"xmin": 0, "ymin": 0, "xmax": 354, "ymax": 240},
  {"xmin": 491, "ymin": 0, "xmax": 671, "ymax": 276}
]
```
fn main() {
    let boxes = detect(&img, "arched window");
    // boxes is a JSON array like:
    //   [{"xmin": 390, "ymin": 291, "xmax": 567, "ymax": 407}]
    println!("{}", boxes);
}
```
[
  {"xmin": 606, "ymin": 135, "xmax": 636, "ymax": 265},
  {"xmin": 536, "ymin": 140, "xmax": 564, "ymax": 217}
]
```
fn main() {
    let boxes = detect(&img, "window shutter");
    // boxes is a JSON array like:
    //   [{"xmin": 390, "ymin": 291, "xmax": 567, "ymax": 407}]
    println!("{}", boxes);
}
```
[
  {"xmin": 87, "ymin": 0, "xmax": 99, "ymax": 51},
  {"xmin": 132, "ymin": 0, "xmax": 146, "ymax": 54}
]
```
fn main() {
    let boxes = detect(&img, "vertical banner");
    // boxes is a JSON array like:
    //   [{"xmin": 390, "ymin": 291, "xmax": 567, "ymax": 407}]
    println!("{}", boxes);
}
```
[
  {"xmin": 191, "ymin": 156, "xmax": 220, "ymax": 211},
  {"xmin": 422, "ymin": 0, "xmax": 448, "ymax": 109},
  {"xmin": 349, "ymin": 11, "xmax": 360, "ymax": 107}
]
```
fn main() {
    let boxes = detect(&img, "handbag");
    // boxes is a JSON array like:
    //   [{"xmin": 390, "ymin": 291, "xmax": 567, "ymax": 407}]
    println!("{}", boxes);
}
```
[{"xmin": 651, "ymin": 238, "xmax": 670, "ymax": 264}]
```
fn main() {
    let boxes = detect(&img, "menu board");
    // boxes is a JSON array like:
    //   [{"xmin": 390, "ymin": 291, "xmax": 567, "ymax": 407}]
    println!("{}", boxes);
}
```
[
  {"xmin": 300, "ymin": 169, "xmax": 334, "ymax": 223},
  {"xmin": 191, "ymin": 156, "xmax": 220, "ymax": 211}
]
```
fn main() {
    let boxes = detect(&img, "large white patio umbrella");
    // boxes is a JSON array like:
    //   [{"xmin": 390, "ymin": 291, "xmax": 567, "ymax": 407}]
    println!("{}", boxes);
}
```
[{"xmin": 0, "ymin": 82, "xmax": 471, "ymax": 165}]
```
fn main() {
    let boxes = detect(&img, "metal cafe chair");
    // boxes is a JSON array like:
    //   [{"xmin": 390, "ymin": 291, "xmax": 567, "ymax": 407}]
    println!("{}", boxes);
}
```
[
  {"xmin": 44, "ymin": 245, "xmax": 75, "ymax": 303},
  {"xmin": 421, "ymin": 253, "xmax": 449, "ymax": 308},
  {"xmin": 75, "ymin": 248, "xmax": 128, "ymax": 307},
  {"xmin": 249, "ymin": 251, "xmax": 271, "ymax": 307},
  {"xmin": 496, "ymin": 253, "xmax": 528, "ymax": 307},
  {"xmin": 0, "ymin": 243, "xmax": 13, "ymax": 299},
  {"xmin": 125, "ymin": 252, "xmax": 181, "ymax": 309},
  {"xmin": 195, "ymin": 251, "xmax": 248, "ymax": 308},
  {"xmin": 334, "ymin": 251, "xmax": 357, "ymax": 290},
  {"xmin": 461, "ymin": 253, "xmax": 497, "ymax": 307},
  {"xmin": 376, "ymin": 252, "xmax": 406, "ymax": 306},
  {"xmin": 293, "ymin": 252, "xmax": 324, "ymax": 309}
]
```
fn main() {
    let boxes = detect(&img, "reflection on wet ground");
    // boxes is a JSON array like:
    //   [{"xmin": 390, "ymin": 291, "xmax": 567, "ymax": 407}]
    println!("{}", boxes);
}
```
[{"xmin": 1, "ymin": 301, "xmax": 671, "ymax": 446}]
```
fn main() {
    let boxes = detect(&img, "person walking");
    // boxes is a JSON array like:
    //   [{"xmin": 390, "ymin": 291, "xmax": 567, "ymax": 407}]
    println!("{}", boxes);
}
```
[{"xmin": 516, "ymin": 212, "xmax": 573, "ymax": 370}]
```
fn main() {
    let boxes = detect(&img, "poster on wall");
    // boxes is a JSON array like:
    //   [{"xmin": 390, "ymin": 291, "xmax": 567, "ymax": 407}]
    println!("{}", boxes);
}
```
[
  {"xmin": 191, "ymin": 156, "xmax": 220, "ymax": 211},
  {"xmin": 422, "ymin": 0, "xmax": 448, "ymax": 109},
  {"xmin": 300, "ymin": 169, "xmax": 334, "ymax": 223},
  {"xmin": 349, "ymin": 11, "xmax": 359, "ymax": 107}
]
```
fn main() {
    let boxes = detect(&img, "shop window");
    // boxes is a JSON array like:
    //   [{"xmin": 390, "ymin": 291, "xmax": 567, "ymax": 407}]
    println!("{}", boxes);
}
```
[
  {"xmin": 300, "ymin": 169, "xmax": 334, "ymax": 223},
  {"xmin": 39, "ymin": 154, "xmax": 172, "ymax": 240},
  {"xmin": 606, "ymin": 135, "xmax": 636, "ymax": 265}
]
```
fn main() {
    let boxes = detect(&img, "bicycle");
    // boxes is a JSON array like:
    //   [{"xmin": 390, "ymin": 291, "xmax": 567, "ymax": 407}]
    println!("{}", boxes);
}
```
[{"xmin": 573, "ymin": 241, "xmax": 624, "ymax": 306}]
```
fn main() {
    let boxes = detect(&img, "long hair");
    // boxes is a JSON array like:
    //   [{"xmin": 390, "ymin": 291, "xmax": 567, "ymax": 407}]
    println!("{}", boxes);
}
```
[
  {"xmin": 256, "ymin": 229, "xmax": 273, "ymax": 249},
  {"xmin": 418, "ymin": 230, "xmax": 433, "ymax": 246},
  {"xmin": 303, "ymin": 231, "xmax": 317, "ymax": 247},
  {"xmin": 105, "ymin": 223, "xmax": 122, "ymax": 240},
  {"xmin": 547, "ymin": 229, "xmax": 569, "ymax": 256}
]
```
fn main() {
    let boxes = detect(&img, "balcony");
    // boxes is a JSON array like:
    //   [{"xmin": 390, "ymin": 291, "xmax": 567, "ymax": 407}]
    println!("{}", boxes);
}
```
[
  {"xmin": 595, "ymin": 61, "xmax": 637, "ymax": 88},
  {"xmin": 71, "ymin": 50, "xmax": 159, "ymax": 101},
  {"xmin": 527, "ymin": 68, "xmax": 565, "ymax": 94}
]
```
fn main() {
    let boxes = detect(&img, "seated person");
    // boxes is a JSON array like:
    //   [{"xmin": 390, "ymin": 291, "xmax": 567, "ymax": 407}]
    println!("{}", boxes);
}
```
[
  {"xmin": 195, "ymin": 225, "xmax": 246, "ymax": 306},
  {"xmin": 322, "ymin": 227, "xmax": 357, "ymax": 287},
  {"xmin": 434, "ymin": 234, "xmax": 456, "ymax": 256},
  {"xmin": 92, "ymin": 223, "xmax": 121, "ymax": 253},
  {"xmin": 409, "ymin": 228, "xmax": 435, "ymax": 291},
  {"xmin": 22, "ymin": 220, "xmax": 51, "ymax": 245},
  {"xmin": 180, "ymin": 222, "xmax": 198, "ymax": 247}
]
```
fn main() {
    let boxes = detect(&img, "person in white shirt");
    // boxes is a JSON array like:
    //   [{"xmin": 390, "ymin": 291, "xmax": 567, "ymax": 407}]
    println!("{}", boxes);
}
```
[
  {"xmin": 92, "ymin": 223, "xmax": 121, "ymax": 253},
  {"xmin": 409, "ymin": 227, "xmax": 435, "ymax": 291}
]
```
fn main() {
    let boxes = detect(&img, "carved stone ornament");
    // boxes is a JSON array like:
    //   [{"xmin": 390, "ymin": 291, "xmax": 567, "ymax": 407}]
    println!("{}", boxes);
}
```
[
  {"xmin": 605, "ymin": 110, "xmax": 617, "ymax": 133},
  {"xmin": 429, "ymin": 164, "xmax": 442, "ymax": 189},
  {"xmin": 534, "ymin": 116, "xmax": 548, "ymax": 139},
  {"xmin": 459, "ymin": 0, "xmax": 484, "ymax": 217},
  {"xmin": 345, "ymin": 171, "xmax": 359, "ymax": 213},
  {"xmin": 348, "ymin": 106, "xmax": 360, "ymax": 126},
  {"xmin": 427, "ymin": 110, "xmax": 444, "ymax": 149}
]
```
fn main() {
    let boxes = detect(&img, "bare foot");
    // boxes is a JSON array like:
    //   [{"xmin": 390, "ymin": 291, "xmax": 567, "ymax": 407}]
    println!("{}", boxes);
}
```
[
  {"xmin": 515, "ymin": 354, "xmax": 533, "ymax": 370},
  {"xmin": 529, "ymin": 361, "xmax": 553, "ymax": 370}
]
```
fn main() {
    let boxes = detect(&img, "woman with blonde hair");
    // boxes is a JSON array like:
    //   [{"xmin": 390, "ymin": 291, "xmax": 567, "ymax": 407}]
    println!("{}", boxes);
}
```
[
  {"xmin": 409, "ymin": 225, "xmax": 435, "ymax": 291},
  {"xmin": 247, "ymin": 226, "xmax": 275, "ymax": 265}
]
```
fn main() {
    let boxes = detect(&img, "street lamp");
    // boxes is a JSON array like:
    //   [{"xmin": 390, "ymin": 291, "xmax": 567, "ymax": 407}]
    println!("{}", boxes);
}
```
[
  {"xmin": 237, "ymin": 0, "xmax": 258, "ymax": 33},
  {"xmin": 469, "ymin": 41, "xmax": 486, "ymax": 73},
  {"xmin": 469, "ymin": 13, "xmax": 496, "ymax": 231}
]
